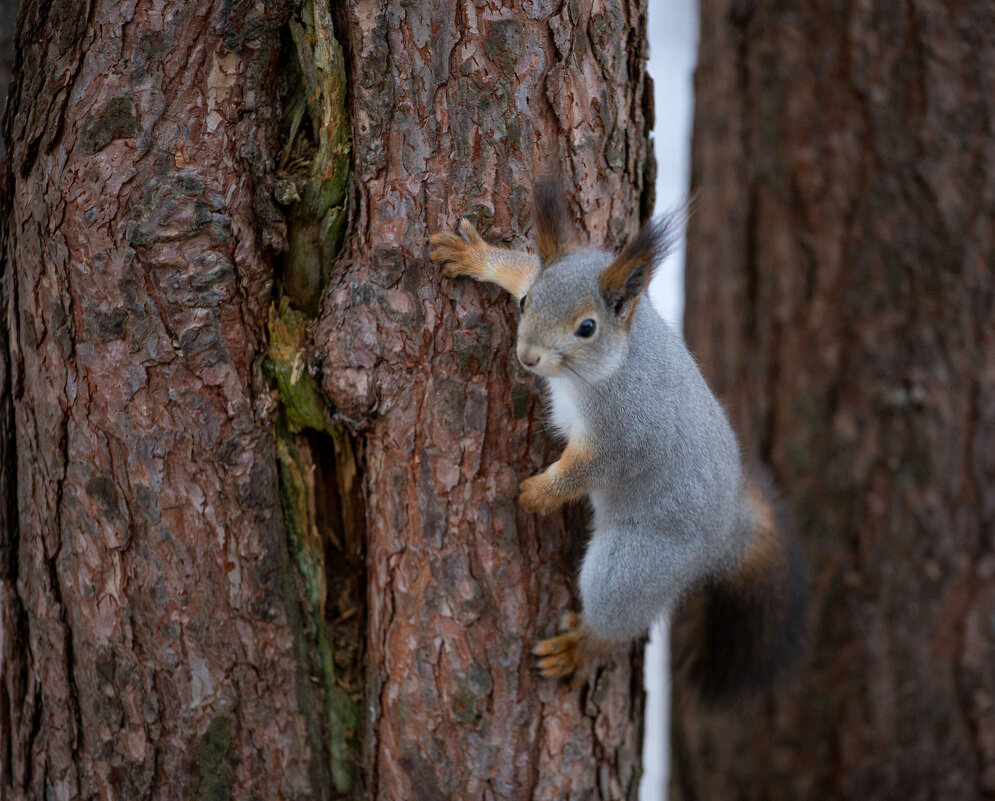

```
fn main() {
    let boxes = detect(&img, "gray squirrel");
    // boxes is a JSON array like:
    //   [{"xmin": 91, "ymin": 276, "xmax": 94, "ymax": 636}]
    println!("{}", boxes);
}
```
[{"xmin": 429, "ymin": 179, "xmax": 804, "ymax": 697}]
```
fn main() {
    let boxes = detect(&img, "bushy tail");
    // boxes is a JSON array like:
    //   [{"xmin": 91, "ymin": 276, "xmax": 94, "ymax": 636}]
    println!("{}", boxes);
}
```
[{"xmin": 680, "ymin": 470, "xmax": 806, "ymax": 701}]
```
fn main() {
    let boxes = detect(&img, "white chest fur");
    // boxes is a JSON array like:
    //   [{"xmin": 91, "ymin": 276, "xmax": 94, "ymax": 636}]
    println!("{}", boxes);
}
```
[{"xmin": 545, "ymin": 376, "xmax": 585, "ymax": 440}]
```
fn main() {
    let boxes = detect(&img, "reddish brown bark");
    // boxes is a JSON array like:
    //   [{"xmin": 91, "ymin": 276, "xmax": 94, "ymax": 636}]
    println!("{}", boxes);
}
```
[
  {"xmin": 0, "ymin": 2, "xmax": 335, "ymax": 798},
  {"xmin": 315, "ymin": 2, "xmax": 655, "ymax": 799},
  {"xmin": 2, "ymin": 0, "xmax": 656, "ymax": 799},
  {"xmin": 674, "ymin": 0, "xmax": 995, "ymax": 799}
]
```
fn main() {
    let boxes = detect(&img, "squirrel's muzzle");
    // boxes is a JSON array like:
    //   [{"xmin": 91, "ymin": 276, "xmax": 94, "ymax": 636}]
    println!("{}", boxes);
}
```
[{"xmin": 517, "ymin": 343, "xmax": 544, "ymax": 370}]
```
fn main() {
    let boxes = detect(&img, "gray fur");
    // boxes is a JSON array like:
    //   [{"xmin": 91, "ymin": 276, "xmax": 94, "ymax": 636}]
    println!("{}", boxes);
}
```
[{"xmin": 518, "ymin": 249, "xmax": 750, "ymax": 642}]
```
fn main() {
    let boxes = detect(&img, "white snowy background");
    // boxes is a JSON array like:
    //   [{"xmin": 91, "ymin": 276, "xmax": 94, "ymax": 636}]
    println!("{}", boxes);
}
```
[{"xmin": 641, "ymin": 2, "xmax": 698, "ymax": 800}]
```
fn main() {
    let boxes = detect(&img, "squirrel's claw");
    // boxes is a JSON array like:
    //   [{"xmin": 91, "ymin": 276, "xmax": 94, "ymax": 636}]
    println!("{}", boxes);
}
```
[
  {"xmin": 428, "ymin": 231, "xmax": 464, "ymax": 276},
  {"xmin": 457, "ymin": 217, "xmax": 483, "ymax": 245}
]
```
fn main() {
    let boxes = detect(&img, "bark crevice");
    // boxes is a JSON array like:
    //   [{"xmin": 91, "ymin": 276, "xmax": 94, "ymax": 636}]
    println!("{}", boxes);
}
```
[{"xmin": 265, "ymin": 4, "xmax": 365, "ymax": 791}]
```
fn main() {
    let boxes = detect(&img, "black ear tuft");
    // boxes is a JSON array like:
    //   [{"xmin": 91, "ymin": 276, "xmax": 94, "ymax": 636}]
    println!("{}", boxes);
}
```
[
  {"xmin": 534, "ymin": 175, "xmax": 573, "ymax": 267},
  {"xmin": 599, "ymin": 213, "xmax": 680, "ymax": 319}
]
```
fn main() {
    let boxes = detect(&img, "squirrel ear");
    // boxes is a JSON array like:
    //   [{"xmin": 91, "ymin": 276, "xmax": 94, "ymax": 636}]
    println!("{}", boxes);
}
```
[
  {"xmin": 534, "ymin": 175, "xmax": 574, "ymax": 267},
  {"xmin": 600, "ymin": 216, "xmax": 679, "ymax": 320}
]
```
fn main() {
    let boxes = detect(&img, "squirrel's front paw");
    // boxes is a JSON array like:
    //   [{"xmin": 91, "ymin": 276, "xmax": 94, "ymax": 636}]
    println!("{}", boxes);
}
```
[
  {"xmin": 519, "ymin": 473, "xmax": 562, "ymax": 516},
  {"xmin": 429, "ymin": 218, "xmax": 490, "ymax": 279},
  {"xmin": 533, "ymin": 612, "xmax": 589, "ymax": 688}
]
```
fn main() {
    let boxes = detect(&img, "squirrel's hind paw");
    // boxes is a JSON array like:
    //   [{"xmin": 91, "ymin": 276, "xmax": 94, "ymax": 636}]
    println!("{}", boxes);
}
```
[
  {"xmin": 533, "ymin": 612, "xmax": 591, "ymax": 688},
  {"xmin": 533, "ymin": 631, "xmax": 582, "ymax": 683}
]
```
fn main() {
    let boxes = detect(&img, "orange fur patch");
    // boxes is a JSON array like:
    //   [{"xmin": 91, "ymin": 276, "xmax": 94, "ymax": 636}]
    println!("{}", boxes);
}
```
[
  {"xmin": 736, "ymin": 475, "xmax": 785, "ymax": 585},
  {"xmin": 549, "ymin": 438, "xmax": 595, "ymax": 496},
  {"xmin": 518, "ymin": 472, "xmax": 560, "ymax": 515},
  {"xmin": 429, "ymin": 229, "xmax": 490, "ymax": 279},
  {"xmin": 486, "ymin": 250, "xmax": 540, "ymax": 299},
  {"xmin": 430, "ymin": 219, "xmax": 540, "ymax": 299},
  {"xmin": 600, "ymin": 251, "xmax": 649, "ymax": 296},
  {"xmin": 519, "ymin": 438, "xmax": 595, "ymax": 515}
]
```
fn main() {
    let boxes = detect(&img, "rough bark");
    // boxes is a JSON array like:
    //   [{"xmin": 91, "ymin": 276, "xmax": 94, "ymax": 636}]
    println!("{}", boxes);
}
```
[
  {"xmin": 1, "ymin": 0, "xmax": 656, "ymax": 799},
  {"xmin": 0, "ymin": 2, "xmax": 344, "ymax": 798},
  {"xmin": 673, "ymin": 0, "xmax": 995, "ymax": 799},
  {"xmin": 314, "ymin": 2, "xmax": 655, "ymax": 799}
]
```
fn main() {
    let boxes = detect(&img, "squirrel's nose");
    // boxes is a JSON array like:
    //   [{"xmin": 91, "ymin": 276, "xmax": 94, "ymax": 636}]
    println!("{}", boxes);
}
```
[{"xmin": 517, "ymin": 344, "xmax": 543, "ymax": 369}]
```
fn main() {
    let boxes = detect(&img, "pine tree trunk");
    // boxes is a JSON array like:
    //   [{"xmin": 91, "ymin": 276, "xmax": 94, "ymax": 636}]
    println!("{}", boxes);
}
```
[
  {"xmin": 0, "ymin": 1, "xmax": 655, "ymax": 799},
  {"xmin": 0, "ymin": 2, "xmax": 341, "ymax": 798},
  {"xmin": 673, "ymin": 0, "xmax": 995, "ymax": 799},
  {"xmin": 0, "ymin": 0, "xmax": 16, "ymax": 157},
  {"xmin": 320, "ymin": 3, "xmax": 655, "ymax": 798}
]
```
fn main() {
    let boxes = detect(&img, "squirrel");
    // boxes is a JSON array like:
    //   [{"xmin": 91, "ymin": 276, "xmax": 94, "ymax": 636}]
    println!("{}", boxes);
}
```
[{"xmin": 429, "ymin": 178, "xmax": 804, "ymax": 699}]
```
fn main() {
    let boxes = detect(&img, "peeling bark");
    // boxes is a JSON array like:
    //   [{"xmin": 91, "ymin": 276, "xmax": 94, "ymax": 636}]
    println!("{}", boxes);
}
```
[{"xmin": 674, "ymin": 0, "xmax": 995, "ymax": 799}]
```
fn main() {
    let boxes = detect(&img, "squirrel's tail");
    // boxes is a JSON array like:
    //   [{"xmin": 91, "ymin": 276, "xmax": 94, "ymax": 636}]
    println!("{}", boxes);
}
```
[{"xmin": 680, "ymin": 469, "xmax": 806, "ymax": 701}]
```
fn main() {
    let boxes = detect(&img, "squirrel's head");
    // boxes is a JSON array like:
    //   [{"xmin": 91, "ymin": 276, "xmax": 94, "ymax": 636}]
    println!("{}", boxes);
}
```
[{"xmin": 516, "ymin": 177, "xmax": 676, "ymax": 384}]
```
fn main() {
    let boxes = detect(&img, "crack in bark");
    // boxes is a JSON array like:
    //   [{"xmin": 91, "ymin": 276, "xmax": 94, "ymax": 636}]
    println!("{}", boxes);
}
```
[{"xmin": 22, "ymin": 684, "xmax": 41, "ymax": 793}]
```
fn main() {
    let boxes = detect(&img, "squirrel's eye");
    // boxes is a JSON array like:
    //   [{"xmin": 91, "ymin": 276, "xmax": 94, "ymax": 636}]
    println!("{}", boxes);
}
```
[
  {"xmin": 575, "ymin": 319, "xmax": 597, "ymax": 338},
  {"xmin": 519, "ymin": 294, "xmax": 527, "ymax": 312}
]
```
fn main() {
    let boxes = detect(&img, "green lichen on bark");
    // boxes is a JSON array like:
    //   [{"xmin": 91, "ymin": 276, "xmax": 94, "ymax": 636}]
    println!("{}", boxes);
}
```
[
  {"xmin": 266, "ymin": 296, "xmax": 362, "ymax": 795},
  {"xmin": 266, "ymin": 300, "xmax": 360, "ymax": 794},
  {"xmin": 193, "ymin": 716, "xmax": 232, "ymax": 801},
  {"xmin": 276, "ymin": 436, "xmax": 326, "ymax": 608},
  {"xmin": 266, "ymin": 299, "xmax": 330, "ymax": 435},
  {"xmin": 267, "ymin": 3, "xmax": 359, "ymax": 791},
  {"xmin": 275, "ymin": 435, "xmax": 358, "ymax": 794},
  {"xmin": 279, "ymin": 0, "xmax": 351, "ymax": 315},
  {"xmin": 79, "ymin": 95, "xmax": 139, "ymax": 155},
  {"xmin": 314, "ymin": 616, "xmax": 360, "ymax": 793}
]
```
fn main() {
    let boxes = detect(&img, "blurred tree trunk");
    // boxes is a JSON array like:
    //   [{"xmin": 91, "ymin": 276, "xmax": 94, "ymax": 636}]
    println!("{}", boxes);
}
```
[
  {"xmin": 0, "ymin": 0, "xmax": 16, "ymax": 157},
  {"xmin": 0, "ymin": 1, "xmax": 654, "ymax": 799},
  {"xmin": 673, "ymin": 1, "xmax": 995, "ymax": 799}
]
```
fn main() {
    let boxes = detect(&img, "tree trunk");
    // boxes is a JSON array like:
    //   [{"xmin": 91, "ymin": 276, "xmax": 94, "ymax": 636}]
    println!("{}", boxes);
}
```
[
  {"xmin": 0, "ymin": 1, "xmax": 345, "ymax": 798},
  {"xmin": 673, "ymin": 1, "xmax": 995, "ymax": 799},
  {"xmin": 1, "ymin": 1, "xmax": 655, "ymax": 799},
  {"xmin": 0, "ymin": 0, "xmax": 17, "ymax": 157},
  {"xmin": 319, "ymin": 2, "xmax": 655, "ymax": 799}
]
